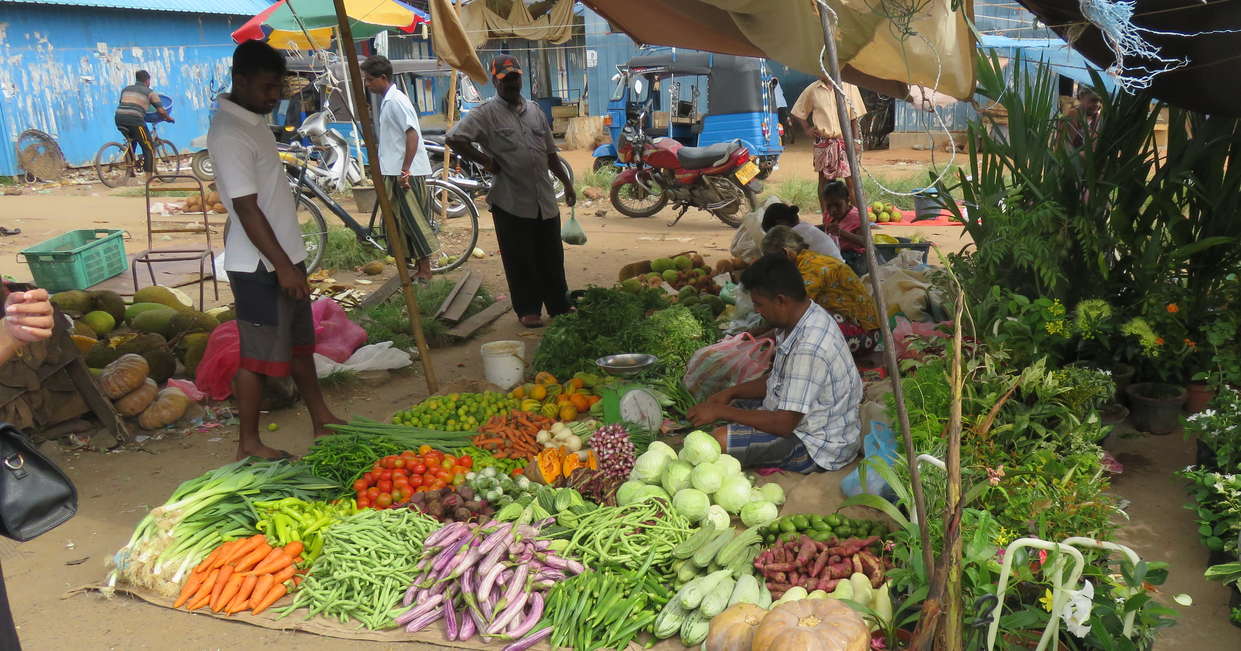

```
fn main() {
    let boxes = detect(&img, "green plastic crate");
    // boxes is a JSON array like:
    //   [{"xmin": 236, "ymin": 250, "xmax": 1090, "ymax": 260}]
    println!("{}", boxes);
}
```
[{"xmin": 19, "ymin": 229, "xmax": 127, "ymax": 292}]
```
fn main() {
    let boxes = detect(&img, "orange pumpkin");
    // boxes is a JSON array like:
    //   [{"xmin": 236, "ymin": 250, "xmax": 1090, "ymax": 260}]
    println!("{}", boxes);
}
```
[
  {"xmin": 586, "ymin": 450, "xmax": 598, "ymax": 470},
  {"xmin": 751, "ymin": 600, "xmax": 869, "ymax": 651},
  {"xmin": 535, "ymin": 448, "xmax": 563, "ymax": 483},
  {"xmin": 562, "ymin": 453, "xmax": 582, "ymax": 477},
  {"xmin": 569, "ymin": 393, "xmax": 590, "ymax": 412},
  {"xmin": 705, "ymin": 603, "xmax": 768, "ymax": 651}
]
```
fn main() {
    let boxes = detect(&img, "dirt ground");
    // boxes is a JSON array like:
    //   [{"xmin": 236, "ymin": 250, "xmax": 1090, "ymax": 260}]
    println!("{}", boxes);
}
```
[{"xmin": 0, "ymin": 144, "xmax": 1236, "ymax": 649}]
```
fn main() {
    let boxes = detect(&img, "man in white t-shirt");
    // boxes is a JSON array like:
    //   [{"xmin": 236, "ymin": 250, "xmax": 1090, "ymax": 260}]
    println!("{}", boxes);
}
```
[
  {"xmin": 362, "ymin": 55, "xmax": 437, "ymax": 283},
  {"xmin": 208, "ymin": 40, "xmax": 342, "ymax": 461}
]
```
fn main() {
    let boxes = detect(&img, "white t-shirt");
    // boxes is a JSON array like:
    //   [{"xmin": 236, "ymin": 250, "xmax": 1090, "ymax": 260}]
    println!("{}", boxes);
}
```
[
  {"xmin": 208, "ymin": 96, "xmax": 307, "ymax": 273},
  {"xmin": 374, "ymin": 85, "xmax": 431, "ymax": 177},
  {"xmin": 773, "ymin": 78, "xmax": 788, "ymax": 109},
  {"xmin": 793, "ymin": 222, "xmax": 843, "ymax": 260}
]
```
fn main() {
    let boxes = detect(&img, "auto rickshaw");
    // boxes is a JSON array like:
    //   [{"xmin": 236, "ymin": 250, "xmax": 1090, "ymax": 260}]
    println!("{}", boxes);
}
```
[{"xmin": 592, "ymin": 51, "xmax": 783, "ymax": 178}]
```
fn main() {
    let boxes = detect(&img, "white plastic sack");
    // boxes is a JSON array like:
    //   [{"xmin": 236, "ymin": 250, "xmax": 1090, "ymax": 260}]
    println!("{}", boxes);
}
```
[
  {"xmin": 730, "ymin": 195, "xmax": 784, "ymax": 263},
  {"xmin": 314, "ymin": 341, "xmax": 413, "ymax": 377}
]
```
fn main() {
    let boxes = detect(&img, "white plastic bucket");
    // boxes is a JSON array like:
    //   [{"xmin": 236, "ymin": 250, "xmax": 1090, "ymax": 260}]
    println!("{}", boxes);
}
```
[{"xmin": 480, "ymin": 340, "xmax": 525, "ymax": 390}]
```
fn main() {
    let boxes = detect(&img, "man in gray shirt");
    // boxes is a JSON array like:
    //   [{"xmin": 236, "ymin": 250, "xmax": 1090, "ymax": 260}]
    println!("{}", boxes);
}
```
[{"xmin": 447, "ymin": 55, "xmax": 576, "ymax": 328}]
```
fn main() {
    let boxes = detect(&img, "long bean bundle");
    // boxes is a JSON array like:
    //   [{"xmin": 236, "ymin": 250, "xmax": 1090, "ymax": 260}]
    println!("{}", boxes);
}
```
[
  {"xmin": 542, "ymin": 565, "xmax": 672, "ymax": 651},
  {"xmin": 560, "ymin": 498, "xmax": 694, "ymax": 581},
  {"xmin": 305, "ymin": 420, "xmax": 477, "ymax": 487},
  {"xmin": 280, "ymin": 508, "xmax": 441, "ymax": 629}
]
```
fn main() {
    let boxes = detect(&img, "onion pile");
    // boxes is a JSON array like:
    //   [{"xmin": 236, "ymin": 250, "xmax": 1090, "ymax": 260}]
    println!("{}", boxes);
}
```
[{"xmin": 590, "ymin": 424, "xmax": 635, "ymax": 478}]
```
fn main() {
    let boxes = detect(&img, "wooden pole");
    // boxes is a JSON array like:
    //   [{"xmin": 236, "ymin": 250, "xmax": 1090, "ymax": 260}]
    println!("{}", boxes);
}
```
[
  {"xmin": 942, "ymin": 296, "xmax": 966, "ymax": 648},
  {"xmin": 815, "ymin": 2, "xmax": 934, "ymax": 573},
  {"xmin": 330, "ymin": 0, "xmax": 439, "ymax": 394},
  {"xmin": 438, "ymin": 0, "xmax": 461, "ymax": 224}
]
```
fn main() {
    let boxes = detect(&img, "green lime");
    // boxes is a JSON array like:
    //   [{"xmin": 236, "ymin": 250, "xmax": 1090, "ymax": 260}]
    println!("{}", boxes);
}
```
[
  {"xmin": 808, "ymin": 530, "xmax": 831, "ymax": 542},
  {"xmin": 826, "ymin": 514, "xmax": 844, "ymax": 527},
  {"xmin": 780, "ymin": 532, "xmax": 799, "ymax": 543},
  {"xmin": 266, "ymin": 422, "xmax": 279, "ymax": 432},
  {"xmin": 810, "ymin": 515, "xmax": 828, "ymax": 530},
  {"xmin": 791, "ymin": 515, "xmax": 810, "ymax": 530},
  {"xmin": 779, "ymin": 519, "xmax": 797, "ymax": 534}
]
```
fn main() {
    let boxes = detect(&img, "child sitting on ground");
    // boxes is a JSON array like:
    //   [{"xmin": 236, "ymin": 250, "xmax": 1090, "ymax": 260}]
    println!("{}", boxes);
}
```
[
  {"xmin": 760, "ymin": 202, "xmax": 842, "ymax": 261},
  {"xmin": 821, "ymin": 180, "xmax": 867, "ymax": 274}
]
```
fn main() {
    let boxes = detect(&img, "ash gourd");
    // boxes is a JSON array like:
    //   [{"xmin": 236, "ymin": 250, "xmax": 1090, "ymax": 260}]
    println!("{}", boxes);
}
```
[{"xmin": 397, "ymin": 518, "xmax": 586, "ymax": 649}]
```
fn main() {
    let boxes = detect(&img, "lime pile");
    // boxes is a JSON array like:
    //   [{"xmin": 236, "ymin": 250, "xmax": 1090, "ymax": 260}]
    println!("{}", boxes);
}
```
[
  {"xmin": 759, "ymin": 513, "xmax": 889, "ymax": 544},
  {"xmin": 391, "ymin": 392, "xmax": 520, "ymax": 431}
]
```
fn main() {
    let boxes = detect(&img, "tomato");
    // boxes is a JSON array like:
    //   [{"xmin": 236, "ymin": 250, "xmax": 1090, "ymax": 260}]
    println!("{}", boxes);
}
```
[
  {"xmin": 379, "ymin": 470, "xmax": 394, "ymax": 481},
  {"xmin": 425, "ymin": 451, "xmax": 443, "ymax": 464},
  {"xmin": 512, "ymin": 467, "xmax": 524, "ymax": 476},
  {"xmin": 393, "ymin": 458, "xmax": 406, "ymax": 469},
  {"xmin": 437, "ymin": 469, "xmax": 453, "ymax": 483},
  {"xmin": 412, "ymin": 463, "xmax": 427, "ymax": 474},
  {"xmin": 372, "ymin": 462, "xmax": 383, "ymax": 472},
  {"xmin": 366, "ymin": 487, "xmax": 380, "ymax": 499},
  {"xmin": 362, "ymin": 472, "xmax": 375, "ymax": 484},
  {"xmin": 429, "ymin": 479, "xmax": 446, "ymax": 490},
  {"xmin": 443, "ymin": 455, "xmax": 456, "ymax": 465},
  {"xmin": 457, "ymin": 456, "xmax": 474, "ymax": 469},
  {"xmin": 377, "ymin": 479, "xmax": 393, "ymax": 493},
  {"xmin": 353, "ymin": 479, "xmax": 368, "ymax": 493},
  {"xmin": 409, "ymin": 474, "xmax": 424, "ymax": 487},
  {"xmin": 357, "ymin": 498, "xmax": 372, "ymax": 509},
  {"xmin": 391, "ymin": 488, "xmax": 405, "ymax": 503},
  {"xmin": 392, "ymin": 468, "xmax": 408, "ymax": 480},
  {"xmin": 441, "ymin": 458, "xmax": 456, "ymax": 470},
  {"xmin": 401, "ymin": 450, "xmax": 416, "ymax": 458},
  {"xmin": 451, "ymin": 474, "xmax": 466, "ymax": 487},
  {"xmin": 376, "ymin": 492, "xmax": 392, "ymax": 506},
  {"xmin": 418, "ymin": 445, "xmax": 432, "ymax": 454}
]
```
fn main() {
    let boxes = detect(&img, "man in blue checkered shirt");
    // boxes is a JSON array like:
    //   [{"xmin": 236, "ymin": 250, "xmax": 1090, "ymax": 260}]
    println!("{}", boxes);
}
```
[{"xmin": 687, "ymin": 253, "xmax": 863, "ymax": 472}]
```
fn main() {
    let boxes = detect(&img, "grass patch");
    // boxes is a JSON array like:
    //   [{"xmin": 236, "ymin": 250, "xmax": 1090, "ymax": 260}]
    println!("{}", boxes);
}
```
[
  {"xmin": 111, "ymin": 187, "xmax": 197, "ymax": 198},
  {"xmin": 317, "ymin": 227, "xmax": 382, "ymax": 271},
  {"xmin": 763, "ymin": 168, "xmax": 956, "ymax": 213},
  {"xmin": 763, "ymin": 178, "xmax": 820, "ymax": 213},
  {"xmin": 350, "ymin": 276, "xmax": 495, "ymax": 349},
  {"xmin": 319, "ymin": 369, "xmax": 358, "ymax": 388},
  {"xmin": 574, "ymin": 165, "xmax": 616, "ymax": 197}
]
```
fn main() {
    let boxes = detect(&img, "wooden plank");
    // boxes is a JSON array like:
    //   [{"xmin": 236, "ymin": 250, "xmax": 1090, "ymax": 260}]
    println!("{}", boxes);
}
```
[
  {"xmin": 355, "ymin": 274, "xmax": 403, "ymax": 311},
  {"xmin": 440, "ymin": 274, "xmax": 482, "ymax": 323},
  {"xmin": 434, "ymin": 272, "xmax": 473, "ymax": 319},
  {"xmin": 446, "ymin": 299, "xmax": 511, "ymax": 338}
]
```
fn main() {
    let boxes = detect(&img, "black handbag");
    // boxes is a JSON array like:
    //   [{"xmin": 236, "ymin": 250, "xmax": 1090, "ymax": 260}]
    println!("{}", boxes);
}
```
[{"xmin": 0, "ymin": 423, "xmax": 76, "ymax": 542}]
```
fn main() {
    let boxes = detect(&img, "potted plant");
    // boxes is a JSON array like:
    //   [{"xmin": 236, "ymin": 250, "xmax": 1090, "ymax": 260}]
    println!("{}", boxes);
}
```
[{"xmin": 1126, "ymin": 382, "xmax": 1187, "ymax": 434}]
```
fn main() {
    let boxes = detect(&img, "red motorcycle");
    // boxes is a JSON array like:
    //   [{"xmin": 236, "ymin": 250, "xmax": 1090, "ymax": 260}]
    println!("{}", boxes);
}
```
[{"xmin": 609, "ymin": 112, "xmax": 761, "ymax": 227}]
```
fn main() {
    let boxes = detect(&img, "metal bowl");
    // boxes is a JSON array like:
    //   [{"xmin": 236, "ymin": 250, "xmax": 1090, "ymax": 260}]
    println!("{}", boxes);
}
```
[{"xmin": 595, "ymin": 353, "xmax": 658, "ymax": 377}]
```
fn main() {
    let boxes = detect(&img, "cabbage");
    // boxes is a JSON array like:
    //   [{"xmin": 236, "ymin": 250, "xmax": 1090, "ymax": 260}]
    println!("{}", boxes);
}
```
[
  {"xmin": 631, "ymin": 448, "xmax": 674, "ymax": 483},
  {"xmin": 678, "ymin": 430, "xmax": 721, "ymax": 466},
  {"xmin": 672, "ymin": 488, "xmax": 711, "ymax": 522},
  {"xmin": 740, "ymin": 500, "xmax": 779, "ymax": 527},
  {"xmin": 647, "ymin": 440, "xmax": 678, "ymax": 463},
  {"xmin": 704, "ymin": 504, "xmax": 731, "ymax": 530},
  {"xmin": 749, "ymin": 488, "xmax": 765, "ymax": 502},
  {"xmin": 758, "ymin": 482, "xmax": 786, "ymax": 506},
  {"xmin": 660, "ymin": 460, "xmax": 694, "ymax": 495},
  {"xmin": 715, "ymin": 475, "xmax": 752, "ymax": 514},
  {"xmin": 636, "ymin": 485, "xmax": 671, "ymax": 502},
  {"xmin": 690, "ymin": 463, "xmax": 723, "ymax": 494},
  {"xmin": 713, "ymin": 454, "xmax": 742, "ymax": 477},
  {"xmin": 617, "ymin": 480, "xmax": 647, "ymax": 506}
]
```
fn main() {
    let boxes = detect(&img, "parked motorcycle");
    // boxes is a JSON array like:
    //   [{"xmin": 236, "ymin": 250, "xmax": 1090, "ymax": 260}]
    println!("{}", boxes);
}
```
[
  {"xmin": 423, "ymin": 133, "xmax": 573, "ymax": 218},
  {"xmin": 609, "ymin": 109, "xmax": 760, "ymax": 227}
]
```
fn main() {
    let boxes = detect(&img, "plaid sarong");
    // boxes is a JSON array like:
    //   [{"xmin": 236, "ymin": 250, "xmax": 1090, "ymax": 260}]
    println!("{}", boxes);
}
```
[
  {"xmin": 385, "ymin": 175, "xmax": 438, "ymax": 260},
  {"xmin": 812, "ymin": 135, "xmax": 851, "ymax": 179}
]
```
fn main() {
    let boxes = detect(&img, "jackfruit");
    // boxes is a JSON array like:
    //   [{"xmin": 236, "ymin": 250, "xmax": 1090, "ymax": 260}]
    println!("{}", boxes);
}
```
[
  {"xmin": 131, "ymin": 307, "xmax": 178, "ymax": 337},
  {"xmin": 661, "ymin": 269, "xmax": 680, "ymax": 283},
  {"xmin": 88, "ymin": 290, "xmax": 126, "ymax": 323},
  {"xmin": 673, "ymin": 255, "xmax": 692, "ymax": 271},
  {"xmin": 620, "ymin": 277, "xmax": 642, "ymax": 293},
  {"xmin": 73, "ymin": 320, "xmax": 97, "ymax": 339},
  {"xmin": 142, "ymin": 348, "xmax": 177, "ymax": 384},
  {"xmin": 180, "ymin": 332, "xmax": 210, "ymax": 376},
  {"xmin": 168, "ymin": 311, "xmax": 218, "ymax": 337},
  {"xmin": 85, "ymin": 342, "xmax": 122, "ymax": 368},
  {"xmin": 132, "ymin": 285, "xmax": 193, "ymax": 313},
  {"xmin": 81, "ymin": 311, "xmax": 116, "ymax": 336},
  {"xmin": 116, "ymin": 333, "xmax": 168, "ymax": 356},
  {"xmin": 651, "ymin": 257, "xmax": 674, "ymax": 273},
  {"xmin": 702, "ymin": 295, "xmax": 726, "ymax": 316},
  {"xmin": 361, "ymin": 260, "xmax": 385, "ymax": 275},
  {"xmin": 206, "ymin": 306, "xmax": 235, "ymax": 323},
  {"xmin": 50, "ymin": 290, "xmax": 93, "ymax": 315},
  {"xmin": 126, "ymin": 302, "xmax": 171, "ymax": 324}
]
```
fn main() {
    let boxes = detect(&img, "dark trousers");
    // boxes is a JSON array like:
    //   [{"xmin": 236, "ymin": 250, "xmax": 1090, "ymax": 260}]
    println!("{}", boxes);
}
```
[
  {"xmin": 0, "ymin": 562, "xmax": 20, "ymax": 650},
  {"xmin": 492, "ymin": 206, "xmax": 570, "ymax": 318},
  {"xmin": 777, "ymin": 107, "xmax": 794, "ymax": 145},
  {"xmin": 116, "ymin": 121, "xmax": 154, "ymax": 173}
]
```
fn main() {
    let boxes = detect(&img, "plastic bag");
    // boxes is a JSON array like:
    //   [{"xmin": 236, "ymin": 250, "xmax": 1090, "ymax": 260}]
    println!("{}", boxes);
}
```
[
  {"xmin": 314, "ymin": 342, "xmax": 413, "ymax": 377},
  {"xmin": 683, "ymin": 333, "xmax": 777, "ymax": 401},
  {"xmin": 840, "ymin": 420, "xmax": 900, "ymax": 500},
  {"xmin": 165, "ymin": 378, "xmax": 206, "ymax": 402},
  {"xmin": 561, "ymin": 207, "xmax": 587, "ymax": 245},
  {"xmin": 730, "ymin": 195, "xmax": 783, "ymax": 263},
  {"xmin": 312, "ymin": 299, "xmax": 366, "ymax": 363}
]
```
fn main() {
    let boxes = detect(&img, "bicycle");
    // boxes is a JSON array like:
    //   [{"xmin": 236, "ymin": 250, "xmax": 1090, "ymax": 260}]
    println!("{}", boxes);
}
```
[
  {"xmin": 95, "ymin": 117, "xmax": 181, "ymax": 188},
  {"xmin": 284, "ymin": 143, "xmax": 480, "ymax": 276}
]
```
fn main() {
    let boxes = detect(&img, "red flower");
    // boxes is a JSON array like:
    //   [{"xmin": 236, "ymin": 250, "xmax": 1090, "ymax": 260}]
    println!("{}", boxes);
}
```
[
  {"xmin": 1166, "ymin": 303, "xmax": 1179, "ymax": 313},
  {"xmin": 1154, "ymin": 337, "xmax": 1165, "ymax": 346},
  {"xmin": 1185, "ymin": 338, "xmax": 1197, "ymax": 348}
]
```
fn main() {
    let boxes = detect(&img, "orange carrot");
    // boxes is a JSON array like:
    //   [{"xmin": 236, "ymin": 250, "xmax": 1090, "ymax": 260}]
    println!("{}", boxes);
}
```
[
  {"xmin": 173, "ymin": 571, "xmax": 206, "ymax": 608},
  {"xmin": 271, "ymin": 564, "xmax": 297, "ymax": 585},
  {"xmin": 280, "ymin": 541, "xmax": 304, "ymax": 559},
  {"xmin": 225, "ymin": 574, "xmax": 258, "ymax": 615},
  {"xmin": 208, "ymin": 566, "xmax": 233, "ymax": 611},
  {"xmin": 207, "ymin": 539, "xmax": 243, "ymax": 571},
  {"xmin": 233, "ymin": 543, "xmax": 272, "ymax": 573},
  {"xmin": 221, "ymin": 534, "xmax": 265, "ymax": 567},
  {"xmin": 246, "ymin": 547, "xmax": 290, "ymax": 576},
  {"xmin": 292, "ymin": 575, "xmax": 303, "ymax": 586},
  {"xmin": 248, "ymin": 574, "xmax": 275, "ymax": 610},
  {"xmin": 186, "ymin": 568, "xmax": 220, "ymax": 610},
  {"xmin": 250, "ymin": 583, "xmax": 288, "ymax": 615},
  {"xmin": 213, "ymin": 572, "xmax": 244, "ymax": 612},
  {"xmin": 194, "ymin": 544, "xmax": 226, "ymax": 574}
]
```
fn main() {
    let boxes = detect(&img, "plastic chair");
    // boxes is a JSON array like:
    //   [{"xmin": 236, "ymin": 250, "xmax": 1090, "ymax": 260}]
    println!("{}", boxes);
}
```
[{"xmin": 130, "ymin": 174, "xmax": 218, "ymax": 310}]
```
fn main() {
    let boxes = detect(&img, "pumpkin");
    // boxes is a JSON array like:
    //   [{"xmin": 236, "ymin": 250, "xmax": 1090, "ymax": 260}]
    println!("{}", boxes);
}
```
[
  {"xmin": 562, "ymin": 451, "xmax": 582, "ymax": 477},
  {"xmin": 586, "ymin": 450, "xmax": 598, "ymax": 471},
  {"xmin": 138, "ymin": 387, "xmax": 191, "ymax": 430},
  {"xmin": 535, "ymin": 448, "xmax": 563, "ymax": 484},
  {"xmin": 114, "ymin": 378, "xmax": 159, "ymax": 417},
  {"xmin": 751, "ymin": 599, "xmax": 870, "ymax": 651},
  {"xmin": 705, "ymin": 603, "xmax": 768, "ymax": 651},
  {"xmin": 98, "ymin": 353, "xmax": 150, "ymax": 399}
]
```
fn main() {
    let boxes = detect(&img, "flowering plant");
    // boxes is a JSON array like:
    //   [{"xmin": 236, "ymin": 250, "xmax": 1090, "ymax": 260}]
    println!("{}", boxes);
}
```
[{"xmin": 1185, "ymin": 388, "xmax": 1241, "ymax": 471}]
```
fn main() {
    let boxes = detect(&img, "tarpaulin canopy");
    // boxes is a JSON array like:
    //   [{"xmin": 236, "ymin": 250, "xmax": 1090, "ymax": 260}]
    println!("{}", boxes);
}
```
[
  {"xmin": 232, "ymin": 0, "xmax": 430, "ymax": 50},
  {"xmin": 577, "ymin": 0, "xmax": 976, "ymax": 100},
  {"xmin": 459, "ymin": 0, "xmax": 577, "ymax": 47},
  {"xmin": 1016, "ymin": 0, "xmax": 1241, "ymax": 116}
]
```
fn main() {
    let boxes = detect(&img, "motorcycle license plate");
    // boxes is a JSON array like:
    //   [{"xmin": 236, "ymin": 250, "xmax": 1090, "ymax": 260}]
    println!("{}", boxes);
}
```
[{"xmin": 735, "ymin": 161, "xmax": 760, "ymax": 185}]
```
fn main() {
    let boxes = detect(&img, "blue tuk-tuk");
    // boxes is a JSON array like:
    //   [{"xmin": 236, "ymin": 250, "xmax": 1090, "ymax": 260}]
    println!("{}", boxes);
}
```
[{"xmin": 592, "ymin": 51, "xmax": 782, "ymax": 178}]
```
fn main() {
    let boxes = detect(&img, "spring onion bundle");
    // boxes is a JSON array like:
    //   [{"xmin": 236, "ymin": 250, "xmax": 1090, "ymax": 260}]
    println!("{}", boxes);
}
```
[{"xmin": 109, "ymin": 459, "xmax": 337, "ymax": 597}]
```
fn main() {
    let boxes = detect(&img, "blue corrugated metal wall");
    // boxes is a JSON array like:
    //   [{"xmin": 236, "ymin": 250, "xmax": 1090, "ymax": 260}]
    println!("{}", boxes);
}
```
[
  {"xmin": 0, "ymin": 5, "xmax": 253, "ymax": 175},
  {"xmin": 582, "ymin": 8, "xmax": 641, "ymax": 117}
]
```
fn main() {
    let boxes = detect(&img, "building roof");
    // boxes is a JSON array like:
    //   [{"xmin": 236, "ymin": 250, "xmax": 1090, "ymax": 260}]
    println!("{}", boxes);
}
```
[{"xmin": 2, "ymin": 0, "xmax": 274, "ymax": 15}]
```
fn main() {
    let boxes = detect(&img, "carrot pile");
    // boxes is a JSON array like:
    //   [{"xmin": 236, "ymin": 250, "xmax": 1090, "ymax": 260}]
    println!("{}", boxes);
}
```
[
  {"xmin": 173, "ymin": 533, "xmax": 303, "ymax": 616},
  {"xmin": 471, "ymin": 410, "xmax": 556, "ymax": 460}
]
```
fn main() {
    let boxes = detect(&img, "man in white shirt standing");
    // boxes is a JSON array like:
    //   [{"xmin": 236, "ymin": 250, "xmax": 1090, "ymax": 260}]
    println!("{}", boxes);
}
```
[
  {"xmin": 362, "ymin": 55, "xmax": 437, "ymax": 283},
  {"xmin": 208, "ymin": 40, "xmax": 342, "ymax": 461}
]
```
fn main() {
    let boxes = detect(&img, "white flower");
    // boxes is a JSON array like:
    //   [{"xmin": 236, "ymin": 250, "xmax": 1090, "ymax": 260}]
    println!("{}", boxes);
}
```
[{"xmin": 1062, "ymin": 580, "xmax": 1094, "ymax": 638}]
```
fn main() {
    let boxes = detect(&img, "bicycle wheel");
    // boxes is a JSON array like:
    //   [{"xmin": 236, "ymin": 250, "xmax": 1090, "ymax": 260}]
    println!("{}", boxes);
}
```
[
  {"xmin": 153, "ymin": 139, "xmax": 181, "ymax": 181},
  {"xmin": 427, "ymin": 164, "xmax": 471, "ymax": 219},
  {"xmin": 425, "ymin": 178, "xmax": 479, "ymax": 274},
  {"xmin": 94, "ymin": 142, "xmax": 133, "ymax": 188},
  {"xmin": 295, "ymin": 194, "xmax": 329, "ymax": 274}
]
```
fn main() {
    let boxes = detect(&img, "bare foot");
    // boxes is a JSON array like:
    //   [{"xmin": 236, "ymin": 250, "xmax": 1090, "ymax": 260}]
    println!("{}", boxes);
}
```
[
  {"xmin": 314, "ymin": 417, "xmax": 348, "ymax": 438},
  {"xmin": 236, "ymin": 443, "xmax": 295, "ymax": 461}
]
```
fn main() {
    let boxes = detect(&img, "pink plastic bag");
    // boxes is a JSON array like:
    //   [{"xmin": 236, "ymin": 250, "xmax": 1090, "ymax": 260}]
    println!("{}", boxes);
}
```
[
  {"xmin": 891, "ymin": 316, "xmax": 952, "ymax": 360},
  {"xmin": 683, "ymin": 333, "xmax": 777, "ymax": 401},
  {"xmin": 194, "ymin": 299, "xmax": 366, "ymax": 400}
]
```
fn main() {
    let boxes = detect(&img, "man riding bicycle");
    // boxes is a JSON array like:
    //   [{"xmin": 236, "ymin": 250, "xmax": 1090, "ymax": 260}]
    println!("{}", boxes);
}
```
[{"xmin": 113, "ymin": 70, "xmax": 173, "ymax": 177}]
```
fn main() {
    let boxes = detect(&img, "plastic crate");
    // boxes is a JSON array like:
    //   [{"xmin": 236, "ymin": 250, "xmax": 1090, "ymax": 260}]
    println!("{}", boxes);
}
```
[
  {"xmin": 19, "ymin": 229, "xmax": 127, "ymax": 292},
  {"xmin": 874, "ymin": 240, "xmax": 932, "ymax": 265}
]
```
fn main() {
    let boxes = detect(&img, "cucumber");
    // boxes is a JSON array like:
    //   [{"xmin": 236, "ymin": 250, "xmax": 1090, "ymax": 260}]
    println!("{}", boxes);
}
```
[
  {"xmin": 692, "ymin": 529, "xmax": 735, "ymax": 568},
  {"xmin": 672, "ymin": 523, "xmax": 718, "ymax": 560}
]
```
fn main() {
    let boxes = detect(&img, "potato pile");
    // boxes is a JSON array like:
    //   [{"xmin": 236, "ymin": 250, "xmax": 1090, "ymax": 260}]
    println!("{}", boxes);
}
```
[{"xmin": 184, "ymin": 189, "xmax": 226, "ymax": 214}]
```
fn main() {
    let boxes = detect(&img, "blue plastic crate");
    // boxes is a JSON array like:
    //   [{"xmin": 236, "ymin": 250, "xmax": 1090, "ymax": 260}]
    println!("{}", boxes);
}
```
[{"xmin": 20, "ymin": 229, "xmax": 127, "ymax": 292}]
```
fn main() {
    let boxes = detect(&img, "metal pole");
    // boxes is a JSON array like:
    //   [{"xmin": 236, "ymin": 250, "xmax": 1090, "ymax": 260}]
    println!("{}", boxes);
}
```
[
  {"xmin": 815, "ymin": 1, "xmax": 934, "ymax": 575},
  {"xmin": 331, "ymin": 0, "xmax": 439, "ymax": 394}
]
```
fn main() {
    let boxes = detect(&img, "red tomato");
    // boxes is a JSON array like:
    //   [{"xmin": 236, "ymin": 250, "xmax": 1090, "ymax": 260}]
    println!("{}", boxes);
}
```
[
  {"xmin": 377, "ymin": 479, "xmax": 393, "ymax": 493},
  {"xmin": 409, "ymin": 475, "xmax": 424, "ymax": 487},
  {"xmin": 457, "ymin": 456, "xmax": 474, "ymax": 469},
  {"xmin": 379, "ymin": 470, "xmax": 394, "ymax": 481},
  {"xmin": 441, "ymin": 458, "xmax": 456, "ymax": 470},
  {"xmin": 437, "ymin": 469, "xmax": 453, "ymax": 483},
  {"xmin": 391, "ymin": 488, "xmax": 405, "ymax": 503},
  {"xmin": 372, "ymin": 462, "xmax": 383, "ymax": 472},
  {"xmin": 429, "ymin": 479, "xmax": 446, "ymax": 490},
  {"xmin": 412, "ymin": 463, "xmax": 427, "ymax": 474},
  {"xmin": 512, "ymin": 467, "xmax": 524, "ymax": 476},
  {"xmin": 353, "ymin": 479, "xmax": 368, "ymax": 493},
  {"xmin": 357, "ymin": 498, "xmax": 372, "ymax": 509},
  {"xmin": 401, "ymin": 450, "xmax": 415, "ymax": 458},
  {"xmin": 418, "ymin": 445, "xmax": 432, "ymax": 455},
  {"xmin": 366, "ymin": 487, "xmax": 380, "ymax": 499},
  {"xmin": 393, "ymin": 458, "xmax": 406, "ymax": 469},
  {"xmin": 376, "ymin": 493, "xmax": 393, "ymax": 508},
  {"xmin": 362, "ymin": 472, "xmax": 375, "ymax": 484}
]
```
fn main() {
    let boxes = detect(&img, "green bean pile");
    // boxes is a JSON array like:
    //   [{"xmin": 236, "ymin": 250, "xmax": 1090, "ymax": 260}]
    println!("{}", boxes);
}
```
[
  {"xmin": 279, "ymin": 509, "xmax": 440, "ymax": 629},
  {"xmin": 543, "ymin": 567, "xmax": 672, "ymax": 651},
  {"xmin": 561, "ymin": 498, "xmax": 694, "ymax": 581}
]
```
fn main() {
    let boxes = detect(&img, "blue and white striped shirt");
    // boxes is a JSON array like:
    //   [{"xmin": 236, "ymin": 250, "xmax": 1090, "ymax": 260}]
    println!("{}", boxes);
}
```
[{"xmin": 762, "ymin": 302, "xmax": 863, "ymax": 470}]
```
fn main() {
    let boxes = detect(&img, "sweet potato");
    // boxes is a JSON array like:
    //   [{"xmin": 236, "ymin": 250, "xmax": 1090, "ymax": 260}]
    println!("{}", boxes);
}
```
[
  {"xmin": 857, "ymin": 550, "xmax": 886, "ymax": 587},
  {"xmin": 809, "ymin": 550, "xmax": 831, "ymax": 579},
  {"xmin": 815, "ymin": 578, "xmax": 840, "ymax": 592},
  {"xmin": 796, "ymin": 537, "xmax": 817, "ymax": 566}
]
